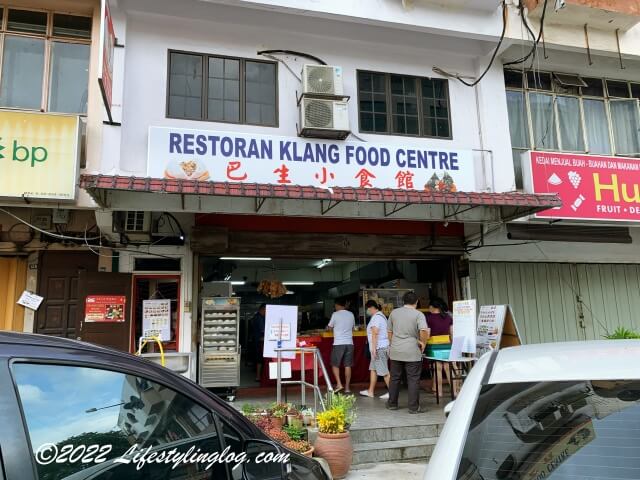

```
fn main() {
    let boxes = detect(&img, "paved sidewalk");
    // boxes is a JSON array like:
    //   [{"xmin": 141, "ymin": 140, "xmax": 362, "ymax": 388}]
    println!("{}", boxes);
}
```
[{"xmin": 347, "ymin": 462, "xmax": 426, "ymax": 479}]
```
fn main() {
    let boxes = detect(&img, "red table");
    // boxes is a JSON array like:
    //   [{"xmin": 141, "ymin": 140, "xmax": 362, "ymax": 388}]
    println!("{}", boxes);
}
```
[{"xmin": 260, "ymin": 335, "xmax": 369, "ymax": 388}]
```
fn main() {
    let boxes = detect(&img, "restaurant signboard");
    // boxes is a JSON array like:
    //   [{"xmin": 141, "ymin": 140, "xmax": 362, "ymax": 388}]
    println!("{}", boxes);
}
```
[
  {"xmin": 524, "ymin": 151, "xmax": 640, "ymax": 222},
  {"xmin": 0, "ymin": 110, "xmax": 80, "ymax": 200},
  {"xmin": 98, "ymin": 0, "xmax": 116, "ymax": 123},
  {"xmin": 147, "ymin": 127, "xmax": 477, "ymax": 192}
]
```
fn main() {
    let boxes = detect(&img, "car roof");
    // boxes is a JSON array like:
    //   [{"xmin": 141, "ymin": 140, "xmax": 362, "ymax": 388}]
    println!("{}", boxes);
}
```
[
  {"xmin": 0, "ymin": 331, "xmax": 128, "ymax": 356},
  {"xmin": 489, "ymin": 340, "xmax": 640, "ymax": 384}
]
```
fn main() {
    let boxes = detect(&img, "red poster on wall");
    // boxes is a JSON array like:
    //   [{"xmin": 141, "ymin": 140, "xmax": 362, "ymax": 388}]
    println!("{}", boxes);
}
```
[
  {"xmin": 85, "ymin": 295, "xmax": 126, "ymax": 323},
  {"xmin": 525, "ymin": 151, "xmax": 640, "ymax": 222}
]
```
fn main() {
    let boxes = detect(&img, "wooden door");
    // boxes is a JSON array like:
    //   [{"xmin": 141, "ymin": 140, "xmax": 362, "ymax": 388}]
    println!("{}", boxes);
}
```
[
  {"xmin": 77, "ymin": 271, "xmax": 132, "ymax": 351},
  {"xmin": 35, "ymin": 252, "xmax": 98, "ymax": 338}
]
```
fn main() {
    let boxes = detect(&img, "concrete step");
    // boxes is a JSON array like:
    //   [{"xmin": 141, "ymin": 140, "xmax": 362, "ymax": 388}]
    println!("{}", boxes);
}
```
[
  {"xmin": 352, "ymin": 437, "xmax": 438, "ymax": 465},
  {"xmin": 349, "ymin": 422, "xmax": 443, "ymax": 444}
]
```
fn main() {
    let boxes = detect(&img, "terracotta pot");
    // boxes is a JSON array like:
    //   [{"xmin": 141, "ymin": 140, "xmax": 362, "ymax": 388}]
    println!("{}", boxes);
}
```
[
  {"xmin": 303, "ymin": 446, "xmax": 315, "ymax": 458},
  {"xmin": 313, "ymin": 432, "xmax": 352, "ymax": 479},
  {"xmin": 271, "ymin": 416, "xmax": 284, "ymax": 429}
]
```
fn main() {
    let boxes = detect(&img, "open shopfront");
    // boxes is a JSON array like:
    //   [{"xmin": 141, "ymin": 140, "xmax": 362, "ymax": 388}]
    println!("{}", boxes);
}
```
[
  {"xmin": 192, "ymin": 216, "xmax": 463, "ymax": 387},
  {"xmin": 195, "ymin": 250, "xmax": 459, "ymax": 390}
]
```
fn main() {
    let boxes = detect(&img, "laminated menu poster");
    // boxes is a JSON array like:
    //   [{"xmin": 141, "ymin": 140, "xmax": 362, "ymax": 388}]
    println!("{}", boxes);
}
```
[
  {"xmin": 142, "ymin": 299, "xmax": 171, "ymax": 341},
  {"xmin": 85, "ymin": 295, "xmax": 126, "ymax": 322},
  {"xmin": 452, "ymin": 299, "xmax": 477, "ymax": 355},
  {"xmin": 264, "ymin": 305, "xmax": 298, "ymax": 360},
  {"xmin": 476, "ymin": 305, "xmax": 522, "ymax": 358}
]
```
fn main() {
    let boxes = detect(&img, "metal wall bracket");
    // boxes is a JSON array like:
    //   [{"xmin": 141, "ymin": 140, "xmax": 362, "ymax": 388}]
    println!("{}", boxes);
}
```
[
  {"xmin": 321, "ymin": 199, "xmax": 341, "ymax": 215},
  {"xmin": 384, "ymin": 202, "xmax": 411, "ymax": 217}
]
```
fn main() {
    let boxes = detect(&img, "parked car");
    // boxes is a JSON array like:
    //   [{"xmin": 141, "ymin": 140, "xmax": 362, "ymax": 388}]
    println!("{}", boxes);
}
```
[
  {"xmin": 0, "ymin": 332, "xmax": 329, "ymax": 480},
  {"xmin": 425, "ymin": 340, "xmax": 640, "ymax": 480}
]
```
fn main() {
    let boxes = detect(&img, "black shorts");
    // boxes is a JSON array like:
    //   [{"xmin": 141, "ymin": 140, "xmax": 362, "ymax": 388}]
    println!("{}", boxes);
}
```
[{"xmin": 331, "ymin": 344, "xmax": 354, "ymax": 367}]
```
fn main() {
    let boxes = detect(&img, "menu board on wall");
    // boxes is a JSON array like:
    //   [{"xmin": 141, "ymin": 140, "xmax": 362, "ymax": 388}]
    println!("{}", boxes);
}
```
[
  {"xmin": 85, "ymin": 295, "xmax": 126, "ymax": 322},
  {"xmin": 142, "ymin": 299, "xmax": 171, "ymax": 341},
  {"xmin": 476, "ymin": 305, "xmax": 521, "ymax": 357}
]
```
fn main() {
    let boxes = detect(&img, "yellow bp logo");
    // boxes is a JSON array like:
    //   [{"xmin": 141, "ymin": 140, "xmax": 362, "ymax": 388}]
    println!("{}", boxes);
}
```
[{"xmin": 0, "ymin": 137, "xmax": 48, "ymax": 167}]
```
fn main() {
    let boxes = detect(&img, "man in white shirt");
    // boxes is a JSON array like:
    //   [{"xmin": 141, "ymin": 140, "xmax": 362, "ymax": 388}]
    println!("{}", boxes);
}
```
[{"xmin": 327, "ymin": 298, "xmax": 355, "ymax": 393}]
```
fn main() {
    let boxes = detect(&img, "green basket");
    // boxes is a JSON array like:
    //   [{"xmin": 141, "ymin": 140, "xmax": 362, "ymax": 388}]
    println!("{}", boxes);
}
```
[{"xmin": 426, "ymin": 349, "xmax": 451, "ymax": 360}]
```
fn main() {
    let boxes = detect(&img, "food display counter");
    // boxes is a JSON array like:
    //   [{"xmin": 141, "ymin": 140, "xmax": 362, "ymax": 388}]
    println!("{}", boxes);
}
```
[{"xmin": 260, "ymin": 330, "xmax": 369, "ymax": 387}]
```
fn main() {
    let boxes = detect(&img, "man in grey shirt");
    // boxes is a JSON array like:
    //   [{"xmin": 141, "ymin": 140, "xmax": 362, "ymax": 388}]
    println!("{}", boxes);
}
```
[
  {"xmin": 386, "ymin": 291, "xmax": 430, "ymax": 413},
  {"xmin": 327, "ymin": 298, "xmax": 355, "ymax": 393}
]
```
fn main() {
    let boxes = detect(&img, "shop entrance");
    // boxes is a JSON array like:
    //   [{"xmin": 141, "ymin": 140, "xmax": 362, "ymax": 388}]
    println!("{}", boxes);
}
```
[
  {"xmin": 35, "ymin": 251, "xmax": 98, "ymax": 338},
  {"xmin": 197, "ymin": 256, "xmax": 456, "ymax": 389}
]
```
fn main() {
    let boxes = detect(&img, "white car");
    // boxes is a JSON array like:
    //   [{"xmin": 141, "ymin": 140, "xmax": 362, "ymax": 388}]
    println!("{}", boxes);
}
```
[{"xmin": 425, "ymin": 340, "xmax": 640, "ymax": 480}]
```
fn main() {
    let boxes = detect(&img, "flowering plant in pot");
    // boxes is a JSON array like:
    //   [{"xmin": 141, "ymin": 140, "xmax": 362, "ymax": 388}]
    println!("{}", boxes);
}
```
[
  {"xmin": 313, "ymin": 408, "xmax": 352, "ymax": 479},
  {"xmin": 326, "ymin": 392, "xmax": 357, "ymax": 429}
]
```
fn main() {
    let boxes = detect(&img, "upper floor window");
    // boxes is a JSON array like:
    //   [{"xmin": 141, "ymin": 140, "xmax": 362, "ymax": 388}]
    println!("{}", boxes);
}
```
[
  {"xmin": 0, "ymin": 7, "xmax": 91, "ymax": 114},
  {"xmin": 505, "ymin": 70, "xmax": 640, "ymax": 188},
  {"xmin": 167, "ymin": 51, "xmax": 278, "ymax": 127},
  {"xmin": 357, "ymin": 70, "xmax": 452, "ymax": 139}
]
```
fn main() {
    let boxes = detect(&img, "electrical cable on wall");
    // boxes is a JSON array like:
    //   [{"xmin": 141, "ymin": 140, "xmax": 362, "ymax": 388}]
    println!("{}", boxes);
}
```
[
  {"xmin": 0, "ymin": 207, "xmax": 101, "ymax": 241},
  {"xmin": 257, "ymin": 50, "xmax": 327, "ymax": 66},
  {"xmin": 432, "ymin": 0, "xmax": 507, "ymax": 87},
  {"xmin": 259, "ymin": 53, "xmax": 302, "ymax": 82},
  {"xmin": 504, "ymin": 0, "xmax": 550, "ymax": 68}
]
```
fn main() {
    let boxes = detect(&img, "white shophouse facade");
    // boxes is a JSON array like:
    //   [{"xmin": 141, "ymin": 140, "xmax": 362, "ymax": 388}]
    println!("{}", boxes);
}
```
[{"xmin": 3, "ymin": 0, "xmax": 640, "ymax": 378}]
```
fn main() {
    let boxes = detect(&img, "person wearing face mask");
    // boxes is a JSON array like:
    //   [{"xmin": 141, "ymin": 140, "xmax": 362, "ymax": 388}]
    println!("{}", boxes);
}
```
[{"xmin": 360, "ymin": 300, "xmax": 390, "ymax": 399}]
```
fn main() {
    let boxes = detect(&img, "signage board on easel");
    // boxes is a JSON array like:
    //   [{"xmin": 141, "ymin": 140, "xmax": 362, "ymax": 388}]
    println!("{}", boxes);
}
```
[
  {"xmin": 476, "ymin": 304, "xmax": 522, "ymax": 358},
  {"xmin": 263, "ymin": 305, "xmax": 298, "ymax": 360},
  {"xmin": 452, "ymin": 299, "xmax": 477, "ymax": 357}
]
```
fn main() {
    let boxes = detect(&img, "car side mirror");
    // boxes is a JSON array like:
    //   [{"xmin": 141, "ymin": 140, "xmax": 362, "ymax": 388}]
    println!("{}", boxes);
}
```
[
  {"xmin": 242, "ymin": 439, "xmax": 289, "ymax": 480},
  {"xmin": 444, "ymin": 400, "xmax": 455, "ymax": 417}
]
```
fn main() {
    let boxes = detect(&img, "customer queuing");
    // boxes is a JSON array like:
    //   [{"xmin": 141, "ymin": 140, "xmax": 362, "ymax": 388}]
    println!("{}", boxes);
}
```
[
  {"xmin": 327, "ymin": 298, "xmax": 355, "ymax": 393},
  {"xmin": 386, "ymin": 291, "xmax": 430, "ymax": 413},
  {"xmin": 426, "ymin": 297, "xmax": 453, "ymax": 398},
  {"xmin": 360, "ymin": 300, "xmax": 390, "ymax": 399}
]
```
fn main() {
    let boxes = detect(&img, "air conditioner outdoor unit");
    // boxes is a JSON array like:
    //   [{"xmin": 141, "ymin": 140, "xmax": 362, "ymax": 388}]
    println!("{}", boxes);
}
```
[
  {"xmin": 302, "ymin": 65, "xmax": 344, "ymax": 96},
  {"xmin": 299, "ymin": 97, "xmax": 350, "ymax": 140}
]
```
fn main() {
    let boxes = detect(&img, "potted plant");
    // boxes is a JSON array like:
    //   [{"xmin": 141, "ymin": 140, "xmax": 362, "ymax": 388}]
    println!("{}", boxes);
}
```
[
  {"xmin": 284, "ymin": 439, "xmax": 314, "ymax": 457},
  {"xmin": 285, "ymin": 406, "xmax": 301, "ymax": 427},
  {"xmin": 301, "ymin": 407, "xmax": 315, "ymax": 426},
  {"xmin": 283, "ymin": 423, "xmax": 307, "ymax": 442},
  {"xmin": 241, "ymin": 403, "xmax": 266, "ymax": 422},
  {"xmin": 327, "ymin": 392, "xmax": 357, "ymax": 429},
  {"xmin": 314, "ymin": 408, "xmax": 352, "ymax": 479},
  {"xmin": 269, "ymin": 402, "xmax": 290, "ymax": 429}
]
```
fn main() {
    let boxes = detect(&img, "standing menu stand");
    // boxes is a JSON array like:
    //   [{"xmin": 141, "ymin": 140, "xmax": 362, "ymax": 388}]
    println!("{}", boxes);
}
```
[{"xmin": 476, "ymin": 305, "xmax": 522, "ymax": 358}]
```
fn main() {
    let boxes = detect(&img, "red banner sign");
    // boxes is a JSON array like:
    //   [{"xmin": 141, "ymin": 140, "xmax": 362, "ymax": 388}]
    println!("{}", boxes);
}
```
[
  {"xmin": 98, "ymin": 0, "xmax": 116, "ymax": 123},
  {"xmin": 526, "ymin": 151, "xmax": 640, "ymax": 222},
  {"xmin": 85, "ymin": 295, "xmax": 126, "ymax": 323}
]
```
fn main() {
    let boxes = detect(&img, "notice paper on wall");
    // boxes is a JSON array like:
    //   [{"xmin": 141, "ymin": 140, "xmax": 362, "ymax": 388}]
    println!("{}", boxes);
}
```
[
  {"xmin": 142, "ymin": 299, "xmax": 171, "ymax": 341},
  {"xmin": 269, "ymin": 361, "xmax": 292, "ymax": 380},
  {"xmin": 452, "ymin": 299, "xmax": 477, "ymax": 354},
  {"xmin": 263, "ymin": 305, "xmax": 298, "ymax": 359},
  {"xmin": 17, "ymin": 291, "xmax": 44, "ymax": 311}
]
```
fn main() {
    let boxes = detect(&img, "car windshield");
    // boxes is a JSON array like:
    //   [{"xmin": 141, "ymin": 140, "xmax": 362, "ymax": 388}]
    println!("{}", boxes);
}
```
[{"xmin": 457, "ymin": 380, "xmax": 640, "ymax": 480}]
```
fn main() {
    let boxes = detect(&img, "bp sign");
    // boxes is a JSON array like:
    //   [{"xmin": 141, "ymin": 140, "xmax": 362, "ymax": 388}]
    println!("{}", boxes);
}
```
[{"xmin": 0, "ymin": 110, "xmax": 81, "ymax": 200}]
